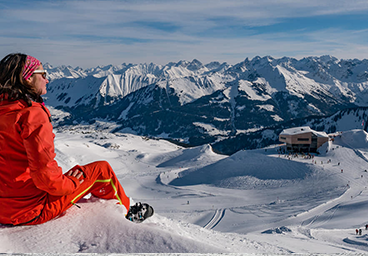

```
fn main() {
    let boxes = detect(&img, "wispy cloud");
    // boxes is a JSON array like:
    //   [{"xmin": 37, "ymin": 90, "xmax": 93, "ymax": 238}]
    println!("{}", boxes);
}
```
[{"xmin": 1, "ymin": 0, "xmax": 368, "ymax": 67}]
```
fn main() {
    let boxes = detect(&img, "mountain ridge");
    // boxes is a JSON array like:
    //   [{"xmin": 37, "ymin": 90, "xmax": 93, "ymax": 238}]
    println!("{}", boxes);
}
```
[{"xmin": 44, "ymin": 55, "xmax": 368, "ymax": 154}]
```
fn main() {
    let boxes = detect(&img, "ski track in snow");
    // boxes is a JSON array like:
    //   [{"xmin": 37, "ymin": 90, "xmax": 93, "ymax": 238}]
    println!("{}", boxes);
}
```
[{"xmin": 203, "ymin": 208, "xmax": 226, "ymax": 229}]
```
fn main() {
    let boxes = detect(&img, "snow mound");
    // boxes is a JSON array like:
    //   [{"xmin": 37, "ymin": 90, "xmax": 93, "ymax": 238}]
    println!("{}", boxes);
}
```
[
  {"xmin": 169, "ymin": 150, "xmax": 314, "ymax": 186},
  {"xmin": 156, "ymin": 144, "xmax": 226, "ymax": 168},
  {"xmin": 0, "ymin": 199, "xmax": 224, "ymax": 254}
]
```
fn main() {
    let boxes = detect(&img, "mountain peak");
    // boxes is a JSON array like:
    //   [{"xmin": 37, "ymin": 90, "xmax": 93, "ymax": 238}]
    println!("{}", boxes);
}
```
[{"xmin": 187, "ymin": 59, "xmax": 204, "ymax": 71}]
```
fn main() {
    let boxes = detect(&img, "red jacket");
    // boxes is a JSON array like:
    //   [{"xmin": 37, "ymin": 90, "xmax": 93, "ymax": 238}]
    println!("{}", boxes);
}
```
[{"xmin": 0, "ymin": 98, "xmax": 80, "ymax": 225}]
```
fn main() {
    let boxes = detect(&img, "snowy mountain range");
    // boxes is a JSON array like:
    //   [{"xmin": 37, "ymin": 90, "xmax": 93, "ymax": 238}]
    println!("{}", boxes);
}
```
[{"xmin": 44, "ymin": 55, "xmax": 368, "ymax": 154}]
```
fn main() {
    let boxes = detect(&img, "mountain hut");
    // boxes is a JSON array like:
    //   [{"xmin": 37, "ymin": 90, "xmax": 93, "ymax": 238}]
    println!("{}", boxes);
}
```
[{"xmin": 279, "ymin": 126, "xmax": 329, "ymax": 153}]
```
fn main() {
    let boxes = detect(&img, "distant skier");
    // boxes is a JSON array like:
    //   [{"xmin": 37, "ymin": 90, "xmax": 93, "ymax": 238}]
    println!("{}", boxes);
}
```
[{"xmin": 0, "ymin": 53, "xmax": 153, "ymax": 226}]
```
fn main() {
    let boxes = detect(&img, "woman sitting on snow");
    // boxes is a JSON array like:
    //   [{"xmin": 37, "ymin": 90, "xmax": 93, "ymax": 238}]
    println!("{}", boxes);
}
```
[{"xmin": 0, "ymin": 53, "xmax": 153, "ymax": 226}]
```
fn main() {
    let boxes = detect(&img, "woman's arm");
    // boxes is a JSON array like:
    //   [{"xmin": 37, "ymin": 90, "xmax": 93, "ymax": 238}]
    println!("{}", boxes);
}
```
[{"xmin": 21, "ymin": 105, "xmax": 82, "ymax": 196}]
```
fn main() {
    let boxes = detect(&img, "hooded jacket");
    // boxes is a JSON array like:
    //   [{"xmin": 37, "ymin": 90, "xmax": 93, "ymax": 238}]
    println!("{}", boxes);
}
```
[{"xmin": 0, "ymin": 98, "xmax": 80, "ymax": 225}]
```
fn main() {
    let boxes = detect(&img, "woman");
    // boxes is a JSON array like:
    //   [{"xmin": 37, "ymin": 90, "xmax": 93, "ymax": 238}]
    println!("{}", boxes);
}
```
[{"xmin": 0, "ymin": 53, "xmax": 153, "ymax": 226}]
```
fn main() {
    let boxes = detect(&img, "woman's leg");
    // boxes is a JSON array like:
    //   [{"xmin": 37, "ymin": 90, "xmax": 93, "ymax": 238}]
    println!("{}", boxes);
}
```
[{"xmin": 27, "ymin": 161, "xmax": 130, "ymax": 225}]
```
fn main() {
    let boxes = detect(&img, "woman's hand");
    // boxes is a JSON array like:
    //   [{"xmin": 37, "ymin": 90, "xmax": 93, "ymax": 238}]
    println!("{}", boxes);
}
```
[{"xmin": 65, "ymin": 169, "xmax": 84, "ymax": 184}]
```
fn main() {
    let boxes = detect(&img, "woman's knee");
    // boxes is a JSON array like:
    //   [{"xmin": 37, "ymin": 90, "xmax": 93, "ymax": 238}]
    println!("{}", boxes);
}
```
[
  {"xmin": 95, "ymin": 160, "xmax": 113, "ymax": 172},
  {"xmin": 81, "ymin": 160, "xmax": 114, "ymax": 178}
]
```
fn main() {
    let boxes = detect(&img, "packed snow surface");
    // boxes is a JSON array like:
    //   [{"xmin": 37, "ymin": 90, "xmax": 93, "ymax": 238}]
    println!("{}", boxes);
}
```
[{"xmin": 2, "ymin": 125, "xmax": 368, "ymax": 255}]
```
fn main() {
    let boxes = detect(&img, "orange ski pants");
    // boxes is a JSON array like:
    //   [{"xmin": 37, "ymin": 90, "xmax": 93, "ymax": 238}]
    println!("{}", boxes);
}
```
[{"xmin": 27, "ymin": 161, "xmax": 130, "ymax": 225}]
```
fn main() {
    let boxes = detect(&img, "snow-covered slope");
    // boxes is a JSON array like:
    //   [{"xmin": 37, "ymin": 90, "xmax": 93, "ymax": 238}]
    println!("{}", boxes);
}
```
[
  {"xmin": 2, "ymin": 126, "xmax": 368, "ymax": 254},
  {"xmin": 45, "ymin": 63, "xmax": 165, "ymax": 107}
]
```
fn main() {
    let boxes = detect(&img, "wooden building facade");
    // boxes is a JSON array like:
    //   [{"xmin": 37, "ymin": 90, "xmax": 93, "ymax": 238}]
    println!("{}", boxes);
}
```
[{"xmin": 279, "ymin": 126, "xmax": 329, "ymax": 153}]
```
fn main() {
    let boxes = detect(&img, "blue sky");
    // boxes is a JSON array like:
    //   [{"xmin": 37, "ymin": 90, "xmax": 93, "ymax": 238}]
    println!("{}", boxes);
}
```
[{"xmin": 1, "ymin": 0, "xmax": 368, "ymax": 68}]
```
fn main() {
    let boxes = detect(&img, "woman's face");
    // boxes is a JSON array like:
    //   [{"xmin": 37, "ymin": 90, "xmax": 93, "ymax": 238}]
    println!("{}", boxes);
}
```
[{"xmin": 27, "ymin": 64, "xmax": 49, "ymax": 95}]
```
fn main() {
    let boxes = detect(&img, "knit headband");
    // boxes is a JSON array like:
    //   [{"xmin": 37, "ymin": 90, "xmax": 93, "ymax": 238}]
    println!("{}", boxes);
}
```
[{"xmin": 22, "ymin": 55, "xmax": 41, "ymax": 80}]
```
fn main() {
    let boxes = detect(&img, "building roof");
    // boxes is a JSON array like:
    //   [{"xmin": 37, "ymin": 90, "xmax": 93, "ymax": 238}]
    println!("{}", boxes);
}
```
[{"xmin": 280, "ymin": 126, "xmax": 328, "ymax": 138}]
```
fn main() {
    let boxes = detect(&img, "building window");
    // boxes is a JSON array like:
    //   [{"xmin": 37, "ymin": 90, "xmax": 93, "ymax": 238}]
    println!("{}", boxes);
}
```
[
  {"xmin": 297, "ymin": 138, "xmax": 309, "ymax": 141},
  {"xmin": 280, "ymin": 137, "xmax": 286, "ymax": 140}
]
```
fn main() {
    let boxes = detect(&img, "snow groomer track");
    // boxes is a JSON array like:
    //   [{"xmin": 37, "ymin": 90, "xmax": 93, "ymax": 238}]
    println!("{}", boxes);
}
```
[{"xmin": 203, "ymin": 208, "xmax": 225, "ymax": 229}]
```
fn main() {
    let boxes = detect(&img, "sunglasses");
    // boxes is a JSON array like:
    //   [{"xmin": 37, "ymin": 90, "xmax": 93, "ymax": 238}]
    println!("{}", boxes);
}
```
[{"xmin": 33, "ymin": 70, "xmax": 48, "ymax": 79}]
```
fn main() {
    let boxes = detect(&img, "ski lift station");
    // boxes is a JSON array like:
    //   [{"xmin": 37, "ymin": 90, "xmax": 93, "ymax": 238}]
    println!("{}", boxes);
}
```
[{"xmin": 279, "ymin": 126, "xmax": 329, "ymax": 153}]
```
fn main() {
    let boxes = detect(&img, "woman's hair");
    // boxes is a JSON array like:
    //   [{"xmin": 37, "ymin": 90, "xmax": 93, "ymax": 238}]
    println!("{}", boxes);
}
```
[{"xmin": 0, "ymin": 53, "xmax": 43, "ymax": 106}]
